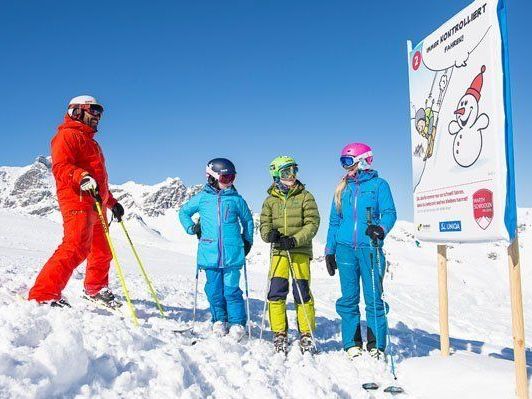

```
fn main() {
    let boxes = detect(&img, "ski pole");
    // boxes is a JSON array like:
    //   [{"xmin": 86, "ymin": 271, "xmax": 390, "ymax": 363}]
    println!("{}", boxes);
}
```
[
  {"xmin": 191, "ymin": 265, "xmax": 200, "ymax": 332},
  {"xmin": 286, "ymin": 250, "xmax": 318, "ymax": 352},
  {"xmin": 92, "ymin": 193, "xmax": 139, "ymax": 327},
  {"xmin": 367, "ymin": 207, "xmax": 399, "ymax": 380},
  {"xmin": 117, "ymin": 218, "xmax": 166, "ymax": 318},
  {"xmin": 243, "ymin": 262, "xmax": 252, "ymax": 339},
  {"xmin": 259, "ymin": 243, "xmax": 274, "ymax": 340},
  {"xmin": 374, "ymin": 245, "xmax": 399, "ymax": 380},
  {"xmin": 369, "ymin": 252, "xmax": 381, "ymax": 356},
  {"xmin": 367, "ymin": 208, "xmax": 382, "ymax": 356}
]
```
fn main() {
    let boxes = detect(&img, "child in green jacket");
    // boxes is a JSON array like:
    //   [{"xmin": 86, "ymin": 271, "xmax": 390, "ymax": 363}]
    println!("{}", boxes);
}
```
[{"xmin": 259, "ymin": 156, "xmax": 320, "ymax": 354}]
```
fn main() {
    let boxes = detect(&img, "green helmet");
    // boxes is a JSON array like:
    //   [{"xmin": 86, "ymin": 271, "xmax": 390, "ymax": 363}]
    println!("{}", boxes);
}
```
[{"xmin": 269, "ymin": 155, "xmax": 297, "ymax": 179}]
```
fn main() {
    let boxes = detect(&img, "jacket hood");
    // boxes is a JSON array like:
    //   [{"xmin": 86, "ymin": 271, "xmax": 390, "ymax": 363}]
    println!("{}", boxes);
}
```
[{"xmin": 60, "ymin": 115, "xmax": 96, "ymax": 138}]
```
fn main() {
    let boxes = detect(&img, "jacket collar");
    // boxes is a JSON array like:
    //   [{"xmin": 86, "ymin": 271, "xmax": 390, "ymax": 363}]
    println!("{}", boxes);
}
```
[
  {"xmin": 347, "ymin": 169, "xmax": 378, "ymax": 184},
  {"xmin": 59, "ymin": 115, "xmax": 96, "ymax": 138},
  {"xmin": 268, "ymin": 180, "xmax": 305, "ymax": 199},
  {"xmin": 203, "ymin": 183, "xmax": 238, "ymax": 196}
]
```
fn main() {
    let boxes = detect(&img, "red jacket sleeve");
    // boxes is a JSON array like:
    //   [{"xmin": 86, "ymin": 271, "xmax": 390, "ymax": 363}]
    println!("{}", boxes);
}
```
[
  {"xmin": 51, "ymin": 130, "xmax": 87, "ymax": 189},
  {"xmin": 106, "ymin": 192, "xmax": 118, "ymax": 209}
]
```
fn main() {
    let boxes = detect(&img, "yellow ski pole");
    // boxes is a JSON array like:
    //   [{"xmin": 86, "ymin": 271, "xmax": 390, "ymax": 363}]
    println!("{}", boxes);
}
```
[
  {"xmin": 117, "ymin": 219, "xmax": 166, "ymax": 317},
  {"xmin": 93, "ymin": 194, "xmax": 139, "ymax": 327}
]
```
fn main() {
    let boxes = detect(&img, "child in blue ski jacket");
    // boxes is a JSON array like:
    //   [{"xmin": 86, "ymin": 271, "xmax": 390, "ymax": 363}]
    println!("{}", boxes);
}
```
[
  {"xmin": 179, "ymin": 158, "xmax": 254, "ymax": 338},
  {"xmin": 325, "ymin": 143, "xmax": 397, "ymax": 360}
]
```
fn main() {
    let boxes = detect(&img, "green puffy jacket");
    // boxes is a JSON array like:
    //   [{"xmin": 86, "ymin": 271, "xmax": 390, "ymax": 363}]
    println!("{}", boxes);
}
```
[{"xmin": 260, "ymin": 182, "xmax": 320, "ymax": 257}]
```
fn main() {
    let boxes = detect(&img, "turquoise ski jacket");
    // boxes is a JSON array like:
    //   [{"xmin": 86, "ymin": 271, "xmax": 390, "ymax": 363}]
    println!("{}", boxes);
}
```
[
  {"xmin": 325, "ymin": 170, "xmax": 396, "ymax": 254},
  {"xmin": 179, "ymin": 184, "xmax": 254, "ymax": 269}
]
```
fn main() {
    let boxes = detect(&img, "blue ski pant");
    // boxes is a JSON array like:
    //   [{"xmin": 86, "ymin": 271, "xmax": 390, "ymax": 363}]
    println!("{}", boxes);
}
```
[
  {"xmin": 335, "ymin": 244, "xmax": 388, "ymax": 351},
  {"xmin": 204, "ymin": 267, "xmax": 246, "ymax": 326}
]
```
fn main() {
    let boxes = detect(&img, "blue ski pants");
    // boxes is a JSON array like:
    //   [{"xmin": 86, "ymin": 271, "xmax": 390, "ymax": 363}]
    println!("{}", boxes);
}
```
[
  {"xmin": 335, "ymin": 244, "xmax": 388, "ymax": 351},
  {"xmin": 204, "ymin": 267, "xmax": 246, "ymax": 326}
]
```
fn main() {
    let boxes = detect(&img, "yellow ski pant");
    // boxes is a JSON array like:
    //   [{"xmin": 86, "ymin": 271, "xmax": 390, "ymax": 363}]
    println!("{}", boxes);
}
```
[{"xmin": 267, "ymin": 253, "xmax": 315, "ymax": 333}]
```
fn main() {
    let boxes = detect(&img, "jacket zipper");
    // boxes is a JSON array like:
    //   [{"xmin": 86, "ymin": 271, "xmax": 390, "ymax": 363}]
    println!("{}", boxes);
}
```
[
  {"xmin": 217, "ymin": 192, "xmax": 224, "ymax": 267},
  {"xmin": 353, "ymin": 180, "xmax": 359, "ymax": 249},
  {"xmin": 283, "ymin": 198, "xmax": 287, "ymax": 236}
]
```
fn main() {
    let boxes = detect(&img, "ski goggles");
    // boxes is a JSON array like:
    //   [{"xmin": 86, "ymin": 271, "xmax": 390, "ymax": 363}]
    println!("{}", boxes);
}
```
[
  {"xmin": 69, "ymin": 103, "xmax": 104, "ymax": 117},
  {"xmin": 206, "ymin": 166, "xmax": 236, "ymax": 184},
  {"xmin": 340, "ymin": 156, "xmax": 358, "ymax": 169},
  {"xmin": 279, "ymin": 165, "xmax": 298, "ymax": 179},
  {"xmin": 340, "ymin": 152, "xmax": 373, "ymax": 169},
  {"xmin": 218, "ymin": 173, "xmax": 236, "ymax": 184}
]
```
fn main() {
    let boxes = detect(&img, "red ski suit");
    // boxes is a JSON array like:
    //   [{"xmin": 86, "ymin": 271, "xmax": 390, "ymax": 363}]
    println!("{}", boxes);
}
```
[{"xmin": 28, "ymin": 116, "xmax": 117, "ymax": 302}]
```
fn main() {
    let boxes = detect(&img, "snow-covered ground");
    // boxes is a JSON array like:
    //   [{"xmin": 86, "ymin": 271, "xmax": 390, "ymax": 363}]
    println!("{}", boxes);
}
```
[{"xmin": 0, "ymin": 208, "xmax": 531, "ymax": 398}]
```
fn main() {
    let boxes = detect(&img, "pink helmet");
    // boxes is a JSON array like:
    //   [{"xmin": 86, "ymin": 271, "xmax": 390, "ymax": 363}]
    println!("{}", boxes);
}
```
[{"xmin": 340, "ymin": 143, "xmax": 373, "ymax": 169}]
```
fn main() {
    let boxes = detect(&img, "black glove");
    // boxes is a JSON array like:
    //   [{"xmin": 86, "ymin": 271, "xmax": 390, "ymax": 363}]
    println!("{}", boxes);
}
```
[
  {"xmin": 277, "ymin": 235, "xmax": 297, "ymax": 250},
  {"xmin": 325, "ymin": 254, "xmax": 337, "ymax": 276},
  {"xmin": 111, "ymin": 202, "xmax": 125, "ymax": 221},
  {"xmin": 192, "ymin": 222, "xmax": 202, "ymax": 239},
  {"xmin": 366, "ymin": 224, "xmax": 385, "ymax": 241},
  {"xmin": 243, "ymin": 238, "xmax": 252, "ymax": 256},
  {"xmin": 266, "ymin": 229, "xmax": 282, "ymax": 243}
]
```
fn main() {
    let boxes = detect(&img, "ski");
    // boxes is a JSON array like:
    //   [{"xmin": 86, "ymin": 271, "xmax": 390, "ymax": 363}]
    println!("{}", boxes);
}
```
[
  {"xmin": 172, "ymin": 326, "xmax": 193, "ymax": 334},
  {"xmin": 82, "ymin": 294, "xmax": 125, "ymax": 317}
]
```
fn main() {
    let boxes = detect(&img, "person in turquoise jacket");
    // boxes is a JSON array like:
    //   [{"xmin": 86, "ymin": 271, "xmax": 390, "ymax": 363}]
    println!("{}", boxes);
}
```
[
  {"xmin": 179, "ymin": 158, "xmax": 254, "ymax": 338},
  {"xmin": 325, "ymin": 143, "xmax": 397, "ymax": 360}
]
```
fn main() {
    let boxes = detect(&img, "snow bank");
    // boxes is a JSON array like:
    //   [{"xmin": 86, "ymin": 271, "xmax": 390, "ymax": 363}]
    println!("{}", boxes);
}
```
[{"xmin": 0, "ymin": 209, "xmax": 531, "ymax": 398}]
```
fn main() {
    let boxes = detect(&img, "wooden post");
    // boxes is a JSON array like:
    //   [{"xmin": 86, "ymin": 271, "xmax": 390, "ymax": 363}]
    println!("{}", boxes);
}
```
[
  {"xmin": 507, "ymin": 237, "xmax": 528, "ymax": 399},
  {"xmin": 437, "ymin": 244, "xmax": 450, "ymax": 357}
]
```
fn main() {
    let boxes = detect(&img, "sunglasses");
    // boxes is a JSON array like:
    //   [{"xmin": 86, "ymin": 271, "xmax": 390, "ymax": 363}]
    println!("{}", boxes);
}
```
[
  {"xmin": 218, "ymin": 174, "xmax": 236, "ymax": 184},
  {"xmin": 70, "ymin": 104, "xmax": 104, "ymax": 117},
  {"xmin": 279, "ymin": 165, "xmax": 298, "ymax": 179}
]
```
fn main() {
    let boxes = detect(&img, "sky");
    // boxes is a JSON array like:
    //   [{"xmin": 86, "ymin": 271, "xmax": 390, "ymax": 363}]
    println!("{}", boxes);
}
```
[{"xmin": 1, "ymin": 0, "xmax": 531, "ymax": 236}]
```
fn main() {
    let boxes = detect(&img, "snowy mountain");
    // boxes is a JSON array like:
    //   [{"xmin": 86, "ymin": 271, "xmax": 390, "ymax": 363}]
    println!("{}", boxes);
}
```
[
  {"xmin": 0, "ymin": 156, "xmax": 202, "ymax": 227},
  {"xmin": 0, "ymin": 159, "xmax": 531, "ymax": 398}
]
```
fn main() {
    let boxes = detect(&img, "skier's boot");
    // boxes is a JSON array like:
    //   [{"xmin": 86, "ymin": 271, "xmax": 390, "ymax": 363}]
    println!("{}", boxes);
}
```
[
  {"xmin": 369, "ymin": 348, "xmax": 385, "ymax": 361},
  {"xmin": 212, "ymin": 321, "xmax": 228, "ymax": 337},
  {"xmin": 45, "ymin": 298, "xmax": 71, "ymax": 308},
  {"xmin": 299, "ymin": 333, "xmax": 316, "ymax": 355},
  {"xmin": 228, "ymin": 324, "xmax": 246, "ymax": 341},
  {"xmin": 84, "ymin": 287, "xmax": 122, "ymax": 310},
  {"xmin": 346, "ymin": 346, "xmax": 364, "ymax": 360},
  {"xmin": 273, "ymin": 332, "xmax": 289, "ymax": 355}
]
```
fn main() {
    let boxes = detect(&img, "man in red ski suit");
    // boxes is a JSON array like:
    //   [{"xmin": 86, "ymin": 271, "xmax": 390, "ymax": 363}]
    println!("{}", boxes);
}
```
[{"xmin": 28, "ymin": 95, "xmax": 124, "ymax": 308}]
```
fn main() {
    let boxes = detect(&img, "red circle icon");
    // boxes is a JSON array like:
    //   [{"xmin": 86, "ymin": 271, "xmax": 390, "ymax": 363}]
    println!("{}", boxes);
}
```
[{"xmin": 412, "ymin": 51, "xmax": 422, "ymax": 71}]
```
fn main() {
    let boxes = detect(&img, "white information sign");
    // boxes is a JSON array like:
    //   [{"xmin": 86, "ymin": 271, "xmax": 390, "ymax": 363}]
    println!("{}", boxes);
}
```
[{"xmin": 407, "ymin": 0, "xmax": 516, "ymax": 243}]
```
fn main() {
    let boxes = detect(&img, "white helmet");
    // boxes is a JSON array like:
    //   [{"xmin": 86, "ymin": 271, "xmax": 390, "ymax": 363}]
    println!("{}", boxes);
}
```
[{"xmin": 67, "ymin": 95, "xmax": 104, "ymax": 118}]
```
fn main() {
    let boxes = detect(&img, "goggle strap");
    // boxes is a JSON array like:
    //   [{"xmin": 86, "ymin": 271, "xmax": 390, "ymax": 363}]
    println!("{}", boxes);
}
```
[{"xmin": 205, "ymin": 166, "xmax": 220, "ymax": 180}]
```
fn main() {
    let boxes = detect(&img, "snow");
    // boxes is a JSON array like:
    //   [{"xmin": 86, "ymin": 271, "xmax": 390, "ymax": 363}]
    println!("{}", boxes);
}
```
[{"xmin": 0, "ymin": 208, "xmax": 531, "ymax": 398}]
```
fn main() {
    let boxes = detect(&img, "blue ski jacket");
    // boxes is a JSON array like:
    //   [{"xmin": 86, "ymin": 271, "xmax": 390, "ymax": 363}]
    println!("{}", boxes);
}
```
[
  {"xmin": 179, "ymin": 184, "xmax": 254, "ymax": 269},
  {"xmin": 325, "ymin": 170, "xmax": 396, "ymax": 255}
]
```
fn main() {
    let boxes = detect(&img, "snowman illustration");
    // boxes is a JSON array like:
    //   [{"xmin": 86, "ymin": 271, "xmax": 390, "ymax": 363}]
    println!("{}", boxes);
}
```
[{"xmin": 449, "ymin": 65, "xmax": 490, "ymax": 168}]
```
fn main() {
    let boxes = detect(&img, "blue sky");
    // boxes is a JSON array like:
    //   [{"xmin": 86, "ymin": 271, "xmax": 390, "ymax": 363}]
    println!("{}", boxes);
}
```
[{"xmin": 1, "ymin": 0, "xmax": 531, "ymax": 234}]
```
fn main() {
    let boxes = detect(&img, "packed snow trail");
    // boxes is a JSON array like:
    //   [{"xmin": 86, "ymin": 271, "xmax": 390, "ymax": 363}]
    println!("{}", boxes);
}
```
[{"xmin": 0, "ymin": 210, "xmax": 531, "ymax": 398}]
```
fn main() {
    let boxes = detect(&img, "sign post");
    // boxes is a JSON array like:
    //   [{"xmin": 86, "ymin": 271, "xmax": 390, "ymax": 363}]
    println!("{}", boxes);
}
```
[
  {"xmin": 407, "ymin": 0, "xmax": 526, "ymax": 396},
  {"xmin": 437, "ymin": 244, "xmax": 449, "ymax": 357},
  {"xmin": 508, "ymin": 238, "xmax": 527, "ymax": 398}
]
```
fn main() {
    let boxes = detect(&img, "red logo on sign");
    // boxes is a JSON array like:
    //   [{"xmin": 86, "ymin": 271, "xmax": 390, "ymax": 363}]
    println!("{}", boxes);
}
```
[
  {"xmin": 412, "ymin": 51, "xmax": 422, "ymax": 71},
  {"xmin": 473, "ymin": 189, "xmax": 494, "ymax": 230}
]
